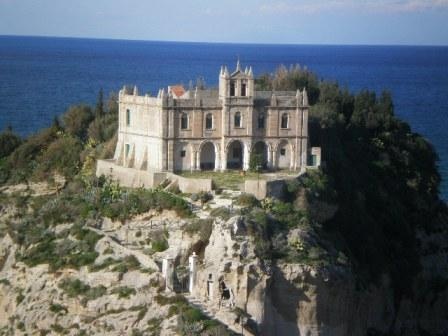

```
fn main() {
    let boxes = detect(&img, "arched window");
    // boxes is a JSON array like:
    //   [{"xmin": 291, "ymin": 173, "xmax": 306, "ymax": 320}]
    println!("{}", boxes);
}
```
[
  {"xmin": 258, "ymin": 113, "xmax": 265, "ymax": 129},
  {"xmin": 205, "ymin": 113, "xmax": 213, "ymax": 129},
  {"xmin": 281, "ymin": 113, "xmax": 289, "ymax": 129},
  {"xmin": 180, "ymin": 113, "xmax": 188, "ymax": 130},
  {"xmin": 234, "ymin": 112, "xmax": 242, "ymax": 128}
]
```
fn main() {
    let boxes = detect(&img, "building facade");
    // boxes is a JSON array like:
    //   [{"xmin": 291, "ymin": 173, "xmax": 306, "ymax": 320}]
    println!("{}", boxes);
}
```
[{"xmin": 112, "ymin": 62, "xmax": 311, "ymax": 173}]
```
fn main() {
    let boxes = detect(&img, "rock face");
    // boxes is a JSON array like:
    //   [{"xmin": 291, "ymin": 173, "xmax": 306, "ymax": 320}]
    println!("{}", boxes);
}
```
[
  {"xmin": 1, "ymin": 190, "xmax": 448, "ymax": 335},
  {"xmin": 0, "ymin": 233, "xmax": 174, "ymax": 335},
  {"xmin": 189, "ymin": 215, "xmax": 448, "ymax": 336}
]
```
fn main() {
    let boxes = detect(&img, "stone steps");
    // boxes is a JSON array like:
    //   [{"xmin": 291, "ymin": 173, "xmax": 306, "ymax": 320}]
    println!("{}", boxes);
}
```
[{"xmin": 184, "ymin": 294, "xmax": 242, "ymax": 335}]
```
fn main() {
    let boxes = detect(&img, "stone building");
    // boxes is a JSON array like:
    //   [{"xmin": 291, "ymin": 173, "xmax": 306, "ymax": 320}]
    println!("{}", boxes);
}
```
[{"xmin": 111, "ymin": 62, "xmax": 313, "ymax": 173}]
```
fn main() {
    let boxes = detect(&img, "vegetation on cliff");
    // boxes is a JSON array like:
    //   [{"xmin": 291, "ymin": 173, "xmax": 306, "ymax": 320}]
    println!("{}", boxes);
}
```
[
  {"xmin": 256, "ymin": 65, "xmax": 448, "ymax": 300},
  {"xmin": 0, "ymin": 90, "xmax": 192, "ymax": 276},
  {"xmin": 0, "ymin": 91, "xmax": 118, "ymax": 184},
  {"xmin": 0, "ymin": 67, "xmax": 446, "ymax": 311}
]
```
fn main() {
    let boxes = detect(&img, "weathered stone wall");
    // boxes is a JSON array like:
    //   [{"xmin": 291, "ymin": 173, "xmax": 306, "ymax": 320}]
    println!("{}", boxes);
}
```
[
  {"xmin": 112, "ymin": 65, "xmax": 312, "ymax": 173},
  {"xmin": 96, "ymin": 159, "xmax": 166, "ymax": 188},
  {"xmin": 166, "ymin": 173, "xmax": 212, "ymax": 193},
  {"xmin": 244, "ymin": 178, "xmax": 288, "ymax": 200}
]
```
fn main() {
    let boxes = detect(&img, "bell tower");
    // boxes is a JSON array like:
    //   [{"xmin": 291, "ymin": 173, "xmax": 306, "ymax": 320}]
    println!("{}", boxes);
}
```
[{"xmin": 219, "ymin": 61, "xmax": 254, "ymax": 99}]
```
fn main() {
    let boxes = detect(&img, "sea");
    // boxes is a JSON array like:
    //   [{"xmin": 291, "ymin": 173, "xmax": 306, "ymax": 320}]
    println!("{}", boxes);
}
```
[{"xmin": 0, "ymin": 36, "xmax": 447, "ymax": 200}]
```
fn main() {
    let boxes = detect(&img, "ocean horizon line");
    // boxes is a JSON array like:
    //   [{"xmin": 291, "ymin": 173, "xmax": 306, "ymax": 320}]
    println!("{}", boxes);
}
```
[{"xmin": 1, "ymin": 34, "xmax": 447, "ymax": 48}]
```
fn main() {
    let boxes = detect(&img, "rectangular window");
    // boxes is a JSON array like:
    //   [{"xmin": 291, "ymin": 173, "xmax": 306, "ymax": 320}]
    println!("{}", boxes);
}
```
[
  {"xmin": 126, "ymin": 109, "xmax": 131, "ymax": 126},
  {"xmin": 230, "ymin": 82, "xmax": 235, "ymax": 97},
  {"xmin": 241, "ymin": 83, "xmax": 247, "ymax": 97},
  {"xmin": 125, "ymin": 144, "xmax": 130, "ymax": 157},
  {"xmin": 180, "ymin": 150, "xmax": 186, "ymax": 158},
  {"xmin": 280, "ymin": 148, "xmax": 286, "ymax": 156},
  {"xmin": 181, "ymin": 113, "xmax": 188, "ymax": 130},
  {"xmin": 258, "ymin": 114, "xmax": 265, "ymax": 129}
]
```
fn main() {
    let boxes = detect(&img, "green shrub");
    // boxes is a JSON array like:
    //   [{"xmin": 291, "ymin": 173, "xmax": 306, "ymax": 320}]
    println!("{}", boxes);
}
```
[
  {"xmin": 49, "ymin": 303, "xmax": 68, "ymax": 315},
  {"xmin": 62, "ymin": 105, "xmax": 94, "ymax": 140},
  {"xmin": 89, "ymin": 257, "xmax": 119, "ymax": 272},
  {"xmin": 249, "ymin": 152, "xmax": 264, "ymax": 171},
  {"xmin": 50, "ymin": 323, "xmax": 67, "ymax": 334},
  {"xmin": 111, "ymin": 286, "xmax": 136, "ymax": 299},
  {"xmin": 197, "ymin": 191, "xmax": 213, "ymax": 205},
  {"xmin": 17, "ymin": 321, "xmax": 25, "ymax": 331},
  {"xmin": 0, "ymin": 129, "xmax": 22, "ymax": 159},
  {"xmin": 34, "ymin": 136, "xmax": 83, "ymax": 180},
  {"xmin": 16, "ymin": 292, "xmax": 25, "ymax": 305},
  {"xmin": 0, "ymin": 279, "xmax": 10, "ymax": 286},
  {"xmin": 7, "ymin": 127, "xmax": 58, "ymax": 183},
  {"xmin": 58, "ymin": 278, "xmax": 106, "ymax": 301},
  {"xmin": 182, "ymin": 307, "xmax": 205, "ymax": 323},
  {"xmin": 111, "ymin": 255, "xmax": 141, "ymax": 273},
  {"xmin": 151, "ymin": 238, "xmax": 168, "ymax": 253},
  {"xmin": 236, "ymin": 193, "xmax": 260, "ymax": 208}
]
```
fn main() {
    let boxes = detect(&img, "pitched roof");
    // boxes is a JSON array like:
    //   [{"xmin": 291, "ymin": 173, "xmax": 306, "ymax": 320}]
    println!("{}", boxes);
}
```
[{"xmin": 169, "ymin": 85, "xmax": 186, "ymax": 98}]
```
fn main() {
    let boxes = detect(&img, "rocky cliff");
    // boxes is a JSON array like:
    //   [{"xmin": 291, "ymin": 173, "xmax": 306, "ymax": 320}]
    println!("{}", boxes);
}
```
[{"xmin": 0, "ymin": 177, "xmax": 447, "ymax": 336}]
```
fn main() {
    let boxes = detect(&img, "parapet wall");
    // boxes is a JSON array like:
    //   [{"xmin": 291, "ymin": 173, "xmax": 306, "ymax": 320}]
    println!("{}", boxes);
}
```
[
  {"xmin": 244, "ymin": 179, "xmax": 286, "ymax": 200},
  {"xmin": 96, "ymin": 160, "xmax": 212, "ymax": 193},
  {"xmin": 96, "ymin": 160, "xmax": 167, "ymax": 188},
  {"xmin": 167, "ymin": 173, "xmax": 213, "ymax": 194}
]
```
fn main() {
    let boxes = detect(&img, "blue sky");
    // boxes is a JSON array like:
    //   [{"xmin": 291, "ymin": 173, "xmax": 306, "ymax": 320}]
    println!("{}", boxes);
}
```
[{"xmin": 0, "ymin": 0, "xmax": 447, "ymax": 45}]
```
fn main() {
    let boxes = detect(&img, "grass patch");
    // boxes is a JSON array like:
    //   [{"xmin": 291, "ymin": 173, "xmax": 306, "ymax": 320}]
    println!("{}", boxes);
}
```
[{"xmin": 179, "ymin": 171, "xmax": 265, "ymax": 191}]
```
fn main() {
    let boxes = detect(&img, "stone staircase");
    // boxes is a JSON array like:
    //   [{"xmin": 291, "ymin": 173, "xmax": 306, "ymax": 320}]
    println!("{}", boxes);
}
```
[{"xmin": 184, "ymin": 294, "xmax": 243, "ymax": 335}]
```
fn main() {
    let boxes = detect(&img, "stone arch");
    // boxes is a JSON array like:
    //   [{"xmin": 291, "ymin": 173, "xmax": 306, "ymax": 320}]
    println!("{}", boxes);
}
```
[
  {"xmin": 226, "ymin": 140, "xmax": 244, "ymax": 170},
  {"xmin": 199, "ymin": 141, "xmax": 216, "ymax": 170},
  {"xmin": 251, "ymin": 141, "xmax": 269, "ymax": 169},
  {"xmin": 276, "ymin": 140, "xmax": 291, "ymax": 169}
]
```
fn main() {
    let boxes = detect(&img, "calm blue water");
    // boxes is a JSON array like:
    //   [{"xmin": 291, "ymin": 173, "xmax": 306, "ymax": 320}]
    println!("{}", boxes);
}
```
[{"xmin": 0, "ymin": 36, "xmax": 447, "ymax": 199}]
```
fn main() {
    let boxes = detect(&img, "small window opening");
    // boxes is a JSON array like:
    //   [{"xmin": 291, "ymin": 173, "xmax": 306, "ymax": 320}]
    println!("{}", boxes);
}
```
[
  {"xmin": 241, "ymin": 83, "xmax": 247, "ymax": 97},
  {"xmin": 230, "ymin": 82, "xmax": 235, "ymax": 96},
  {"xmin": 205, "ymin": 114, "xmax": 213, "ymax": 129},
  {"xmin": 181, "ymin": 113, "xmax": 188, "ymax": 130},
  {"xmin": 126, "ymin": 109, "xmax": 131, "ymax": 126},
  {"xmin": 234, "ymin": 112, "xmax": 242, "ymax": 128},
  {"xmin": 281, "ymin": 113, "xmax": 289, "ymax": 129},
  {"xmin": 258, "ymin": 113, "xmax": 265, "ymax": 129}
]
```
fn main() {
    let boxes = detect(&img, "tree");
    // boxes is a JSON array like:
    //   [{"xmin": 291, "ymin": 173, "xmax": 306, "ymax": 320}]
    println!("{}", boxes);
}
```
[
  {"xmin": 249, "ymin": 153, "xmax": 263, "ymax": 172},
  {"xmin": 107, "ymin": 92, "xmax": 118, "ymax": 115},
  {"xmin": 51, "ymin": 116, "xmax": 62, "ymax": 131},
  {"xmin": 62, "ymin": 105, "xmax": 94, "ymax": 141},
  {"xmin": 95, "ymin": 88, "xmax": 104, "ymax": 118},
  {"xmin": 35, "ymin": 136, "xmax": 83, "ymax": 179},
  {"xmin": 0, "ymin": 128, "xmax": 22, "ymax": 159}
]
